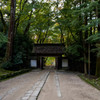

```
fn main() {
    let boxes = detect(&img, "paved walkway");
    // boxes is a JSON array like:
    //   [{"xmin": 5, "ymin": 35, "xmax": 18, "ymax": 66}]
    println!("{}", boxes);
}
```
[{"xmin": 0, "ymin": 68, "xmax": 100, "ymax": 100}]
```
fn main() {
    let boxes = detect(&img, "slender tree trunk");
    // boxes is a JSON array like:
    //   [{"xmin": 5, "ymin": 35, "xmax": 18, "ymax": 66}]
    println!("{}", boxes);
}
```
[
  {"xmin": 83, "ymin": 12, "xmax": 88, "ymax": 74},
  {"xmin": 96, "ymin": 1, "xmax": 100, "ymax": 77},
  {"xmin": 88, "ymin": 44, "xmax": 90, "ymax": 75},
  {"xmin": 5, "ymin": 0, "xmax": 16, "ymax": 60},
  {"xmin": 15, "ymin": 0, "xmax": 28, "ymax": 34},
  {"xmin": 87, "ymin": 11, "xmax": 92, "ymax": 75},
  {"xmin": 0, "ymin": 10, "xmax": 7, "ymax": 33},
  {"xmin": 60, "ymin": 27, "xmax": 64, "ymax": 43},
  {"xmin": 37, "ymin": 29, "xmax": 42, "ymax": 44},
  {"xmin": 67, "ymin": 31, "xmax": 70, "ymax": 46},
  {"xmin": 68, "ymin": 27, "xmax": 77, "ymax": 42},
  {"xmin": 83, "ymin": 42, "xmax": 87, "ymax": 74},
  {"xmin": 97, "ymin": 1, "xmax": 100, "ymax": 33},
  {"xmin": 24, "ymin": 10, "xmax": 32, "ymax": 35},
  {"xmin": 83, "ymin": 0, "xmax": 88, "ymax": 74},
  {"xmin": 42, "ymin": 28, "xmax": 49, "ymax": 43}
]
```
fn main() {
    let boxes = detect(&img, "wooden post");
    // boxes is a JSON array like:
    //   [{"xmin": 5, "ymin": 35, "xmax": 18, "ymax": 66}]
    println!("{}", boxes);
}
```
[
  {"xmin": 55, "ymin": 57, "xmax": 58, "ymax": 70},
  {"xmin": 41, "ymin": 57, "xmax": 44, "ymax": 69},
  {"xmin": 37, "ymin": 56, "xmax": 40, "ymax": 68},
  {"xmin": 58, "ymin": 56, "xmax": 62, "ymax": 69}
]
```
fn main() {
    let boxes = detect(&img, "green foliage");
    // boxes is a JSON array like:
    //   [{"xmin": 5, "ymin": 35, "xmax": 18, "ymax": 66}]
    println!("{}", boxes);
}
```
[
  {"xmin": 0, "ymin": 0, "xmax": 100, "ymax": 74},
  {"xmin": 1, "ymin": 60, "xmax": 13, "ymax": 70},
  {"xmin": 87, "ymin": 34, "xmax": 100, "ymax": 57},
  {"xmin": 0, "ymin": 33, "xmax": 33, "ymax": 70},
  {"xmin": 87, "ymin": 33, "xmax": 100, "ymax": 43},
  {"xmin": 13, "ymin": 52, "xmax": 23, "ymax": 65},
  {"xmin": 91, "ymin": 46, "xmax": 100, "ymax": 57},
  {"xmin": 96, "ymin": 57, "xmax": 100, "ymax": 77},
  {"xmin": 45, "ymin": 57, "xmax": 55, "ymax": 66},
  {"xmin": 13, "ymin": 33, "xmax": 33, "ymax": 67},
  {"xmin": 66, "ymin": 44, "xmax": 83, "ymax": 60},
  {"xmin": 0, "ymin": 33, "xmax": 7, "ymax": 59},
  {"xmin": 0, "ymin": 33, "xmax": 7, "ymax": 48}
]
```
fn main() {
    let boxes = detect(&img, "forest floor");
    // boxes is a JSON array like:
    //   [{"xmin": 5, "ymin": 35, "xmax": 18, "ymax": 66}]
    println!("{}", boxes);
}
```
[{"xmin": 0, "ymin": 67, "xmax": 100, "ymax": 100}]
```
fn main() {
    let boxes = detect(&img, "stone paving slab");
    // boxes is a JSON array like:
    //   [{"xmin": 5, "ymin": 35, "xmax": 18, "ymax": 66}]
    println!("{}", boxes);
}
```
[
  {"xmin": 21, "ymin": 72, "xmax": 50, "ymax": 100},
  {"xmin": 55, "ymin": 72, "xmax": 62, "ymax": 98},
  {"xmin": 29, "ymin": 96, "xmax": 36, "ymax": 100},
  {"xmin": 22, "ymin": 96, "xmax": 29, "ymax": 100}
]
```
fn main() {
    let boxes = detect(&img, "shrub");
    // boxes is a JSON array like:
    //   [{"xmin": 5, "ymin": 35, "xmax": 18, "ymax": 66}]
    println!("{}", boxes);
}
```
[
  {"xmin": 1, "ymin": 60, "xmax": 13, "ymax": 70},
  {"xmin": 0, "ymin": 33, "xmax": 7, "ymax": 59},
  {"xmin": 13, "ymin": 33, "xmax": 33, "ymax": 68}
]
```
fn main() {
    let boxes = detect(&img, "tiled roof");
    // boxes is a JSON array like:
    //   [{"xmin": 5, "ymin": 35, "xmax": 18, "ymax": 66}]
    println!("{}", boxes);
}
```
[{"xmin": 32, "ymin": 44, "xmax": 65, "ymax": 54}]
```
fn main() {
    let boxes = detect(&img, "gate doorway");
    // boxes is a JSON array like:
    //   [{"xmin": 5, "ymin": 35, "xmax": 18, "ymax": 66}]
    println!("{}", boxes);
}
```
[
  {"xmin": 37, "ymin": 56, "xmax": 62, "ymax": 70},
  {"xmin": 39, "ymin": 57, "xmax": 56, "ymax": 70},
  {"xmin": 45, "ymin": 57, "xmax": 55, "ymax": 68}
]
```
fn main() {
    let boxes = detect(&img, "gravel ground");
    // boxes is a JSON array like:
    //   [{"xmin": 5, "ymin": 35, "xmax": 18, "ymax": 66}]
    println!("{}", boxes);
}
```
[{"xmin": 0, "ymin": 68, "xmax": 100, "ymax": 100}]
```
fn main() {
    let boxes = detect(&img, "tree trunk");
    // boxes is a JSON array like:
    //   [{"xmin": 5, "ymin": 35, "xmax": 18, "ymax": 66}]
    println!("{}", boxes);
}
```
[
  {"xmin": 87, "ymin": 11, "xmax": 92, "ymax": 75},
  {"xmin": 0, "ymin": 10, "xmax": 7, "ymax": 34},
  {"xmin": 83, "ymin": 42, "xmax": 87, "ymax": 74},
  {"xmin": 88, "ymin": 44, "xmax": 90, "ymax": 75},
  {"xmin": 24, "ymin": 10, "xmax": 32, "ymax": 35},
  {"xmin": 42, "ymin": 28, "xmax": 49, "ymax": 43},
  {"xmin": 15, "ymin": 0, "xmax": 28, "ymax": 34},
  {"xmin": 83, "ymin": 11, "xmax": 88, "ymax": 74},
  {"xmin": 96, "ymin": 1, "xmax": 100, "ymax": 77},
  {"xmin": 5, "ymin": 0, "xmax": 16, "ymax": 60},
  {"xmin": 37, "ymin": 29, "xmax": 42, "ymax": 44},
  {"xmin": 98, "ymin": 1, "xmax": 100, "ymax": 33},
  {"xmin": 60, "ymin": 27, "xmax": 64, "ymax": 43}
]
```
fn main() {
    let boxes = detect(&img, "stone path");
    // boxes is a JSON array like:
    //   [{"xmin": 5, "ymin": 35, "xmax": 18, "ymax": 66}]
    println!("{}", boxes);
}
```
[
  {"xmin": 0, "ymin": 68, "xmax": 100, "ymax": 100},
  {"xmin": 38, "ymin": 71, "xmax": 100, "ymax": 100},
  {"xmin": 55, "ymin": 71, "xmax": 61, "ymax": 97},
  {"xmin": 0, "ymin": 69, "xmax": 45, "ymax": 100},
  {"xmin": 21, "ymin": 71, "xmax": 49, "ymax": 100}
]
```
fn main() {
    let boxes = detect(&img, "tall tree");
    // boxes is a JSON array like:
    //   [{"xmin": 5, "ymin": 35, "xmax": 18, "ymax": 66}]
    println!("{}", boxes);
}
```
[
  {"xmin": 5, "ymin": 0, "xmax": 16, "ymax": 60},
  {"xmin": 96, "ymin": 1, "xmax": 100, "ymax": 77}
]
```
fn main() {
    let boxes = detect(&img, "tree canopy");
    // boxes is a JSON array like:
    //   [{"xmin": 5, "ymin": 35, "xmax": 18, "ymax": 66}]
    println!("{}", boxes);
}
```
[{"xmin": 0, "ymin": 0, "xmax": 100, "ymax": 76}]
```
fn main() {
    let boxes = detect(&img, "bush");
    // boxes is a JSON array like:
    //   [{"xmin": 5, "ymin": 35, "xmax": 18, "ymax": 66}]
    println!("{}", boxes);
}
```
[
  {"xmin": 0, "ymin": 33, "xmax": 7, "ymax": 59},
  {"xmin": 13, "ymin": 33, "xmax": 33, "ymax": 68},
  {"xmin": 0, "ymin": 33, "xmax": 7, "ymax": 48},
  {"xmin": 1, "ymin": 60, "xmax": 13, "ymax": 70},
  {"xmin": 1, "ymin": 60, "xmax": 22, "ymax": 71},
  {"xmin": 1, "ymin": 33, "xmax": 33, "ymax": 70}
]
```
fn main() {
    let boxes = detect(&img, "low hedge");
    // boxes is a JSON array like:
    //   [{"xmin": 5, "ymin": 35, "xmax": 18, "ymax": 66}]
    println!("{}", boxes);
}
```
[{"xmin": 0, "ymin": 69, "xmax": 31, "ymax": 81}]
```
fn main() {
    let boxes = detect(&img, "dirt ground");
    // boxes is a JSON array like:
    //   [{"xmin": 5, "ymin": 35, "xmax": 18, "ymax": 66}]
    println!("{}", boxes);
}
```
[{"xmin": 0, "ymin": 68, "xmax": 100, "ymax": 100}]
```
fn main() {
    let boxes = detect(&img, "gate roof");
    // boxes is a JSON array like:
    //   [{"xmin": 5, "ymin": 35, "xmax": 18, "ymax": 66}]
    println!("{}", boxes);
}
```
[{"xmin": 32, "ymin": 44, "xmax": 65, "ymax": 56}]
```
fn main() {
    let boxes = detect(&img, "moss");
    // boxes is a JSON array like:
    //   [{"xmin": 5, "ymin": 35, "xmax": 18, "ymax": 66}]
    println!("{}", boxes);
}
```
[
  {"xmin": 79, "ymin": 74, "xmax": 100, "ymax": 90},
  {"xmin": 0, "ymin": 68, "xmax": 32, "ymax": 81},
  {"xmin": 0, "ymin": 68, "xmax": 13, "ymax": 76}
]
